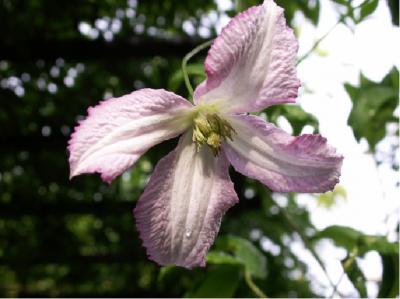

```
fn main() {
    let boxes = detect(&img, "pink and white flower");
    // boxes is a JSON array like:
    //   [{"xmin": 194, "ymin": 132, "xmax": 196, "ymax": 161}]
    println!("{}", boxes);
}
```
[{"xmin": 68, "ymin": 0, "xmax": 343, "ymax": 268}]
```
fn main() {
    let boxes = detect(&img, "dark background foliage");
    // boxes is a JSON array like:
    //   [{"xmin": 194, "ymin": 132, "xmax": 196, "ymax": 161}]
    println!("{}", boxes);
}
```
[{"xmin": 0, "ymin": 0, "xmax": 398, "ymax": 297}]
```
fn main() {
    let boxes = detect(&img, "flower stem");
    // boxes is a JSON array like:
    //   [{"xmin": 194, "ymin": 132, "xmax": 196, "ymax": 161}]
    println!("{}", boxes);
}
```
[
  {"xmin": 244, "ymin": 270, "xmax": 268, "ymax": 298},
  {"xmin": 181, "ymin": 39, "xmax": 213, "ymax": 99},
  {"xmin": 329, "ymin": 247, "xmax": 359, "ymax": 298},
  {"xmin": 296, "ymin": 0, "xmax": 370, "ymax": 66},
  {"xmin": 296, "ymin": 18, "xmax": 341, "ymax": 66},
  {"xmin": 270, "ymin": 197, "xmax": 337, "ymax": 293}
]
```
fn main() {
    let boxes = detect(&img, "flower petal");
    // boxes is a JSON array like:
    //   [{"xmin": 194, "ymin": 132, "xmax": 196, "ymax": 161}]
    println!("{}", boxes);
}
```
[
  {"xmin": 224, "ymin": 115, "xmax": 343, "ymax": 193},
  {"xmin": 68, "ymin": 89, "xmax": 193, "ymax": 183},
  {"xmin": 134, "ymin": 132, "xmax": 238, "ymax": 268},
  {"xmin": 194, "ymin": 0, "xmax": 300, "ymax": 113}
]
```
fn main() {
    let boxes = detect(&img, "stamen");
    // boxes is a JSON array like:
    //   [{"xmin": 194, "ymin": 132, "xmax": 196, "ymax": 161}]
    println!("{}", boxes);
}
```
[{"xmin": 192, "ymin": 112, "xmax": 236, "ymax": 156}]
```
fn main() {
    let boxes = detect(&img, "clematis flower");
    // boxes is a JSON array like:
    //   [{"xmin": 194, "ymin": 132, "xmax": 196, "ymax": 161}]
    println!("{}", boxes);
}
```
[{"xmin": 68, "ymin": 0, "xmax": 343, "ymax": 268}]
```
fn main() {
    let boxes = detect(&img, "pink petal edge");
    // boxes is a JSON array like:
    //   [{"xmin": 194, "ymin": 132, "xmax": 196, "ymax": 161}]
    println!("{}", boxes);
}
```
[
  {"xmin": 224, "ymin": 114, "xmax": 343, "ymax": 193},
  {"xmin": 194, "ymin": 0, "xmax": 300, "ymax": 113},
  {"xmin": 134, "ymin": 133, "xmax": 239, "ymax": 268},
  {"xmin": 68, "ymin": 88, "xmax": 193, "ymax": 183}
]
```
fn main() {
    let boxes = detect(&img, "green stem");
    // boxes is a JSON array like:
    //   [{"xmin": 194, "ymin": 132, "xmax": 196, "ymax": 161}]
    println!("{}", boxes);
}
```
[
  {"xmin": 270, "ymin": 198, "xmax": 337, "ymax": 293},
  {"xmin": 296, "ymin": 18, "xmax": 342, "ymax": 66},
  {"xmin": 181, "ymin": 39, "xmax": 213, "ymax": 99},
  {"xmin": 244, "ymin": 270, "xmax": 268, "ymax": 298},
  {"xmin": 330, "ymin": 247, "xmax": 359, "ymax": 298}
]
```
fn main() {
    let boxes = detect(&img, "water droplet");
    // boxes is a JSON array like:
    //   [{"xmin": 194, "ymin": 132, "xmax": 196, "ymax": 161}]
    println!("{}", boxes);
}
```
[{"xmin": 185, "ymin": 230, "xmax": 192, "ymax": 238}]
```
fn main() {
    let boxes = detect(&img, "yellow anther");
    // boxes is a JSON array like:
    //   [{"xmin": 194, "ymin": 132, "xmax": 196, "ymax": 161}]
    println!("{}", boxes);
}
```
[{"xmin": 192, "ymin": 112, "xmax": 236, "ymax": 156}]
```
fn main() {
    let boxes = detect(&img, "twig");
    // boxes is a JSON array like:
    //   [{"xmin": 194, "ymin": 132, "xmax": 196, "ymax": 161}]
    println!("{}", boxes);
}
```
[
  {"xmin": 329, "ymin": 247, "xmax": 359, "ymax": 298},
  {"xmin": 244, "ymin": 270, "xmax": 268, "ymax": 298},
  {"xmin": 270, "ymin": 198, "xmax": 337, "ymax": 295},
  {"xmin": 296, "ymin": 0, "xmax": 369, "ymax": 66},
  {"xmin": 181, "ymin": 39, "xmax": 213, "ymax": 99}
]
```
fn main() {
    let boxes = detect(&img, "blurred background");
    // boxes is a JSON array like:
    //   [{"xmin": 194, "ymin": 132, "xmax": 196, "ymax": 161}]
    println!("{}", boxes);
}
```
[{"xmin": 0, "ymin": 0, "xmax": 398, "ymax": 297}]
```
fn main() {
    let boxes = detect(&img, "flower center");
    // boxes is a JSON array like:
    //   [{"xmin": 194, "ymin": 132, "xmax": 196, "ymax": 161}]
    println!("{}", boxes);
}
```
[{"xmin": 192, "ymin": 110, "xmax": 236, "ymax": 156}]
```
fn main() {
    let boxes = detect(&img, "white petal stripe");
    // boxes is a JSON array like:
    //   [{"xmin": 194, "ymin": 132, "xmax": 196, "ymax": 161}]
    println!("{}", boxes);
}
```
[
  {"xmin": 194, "ymin": 0, "xmax": 300, "ymax": 113},
  {"xmin": 68, "ymin": 89, "xmax": 193, "ymax": 183},
  {"xmin": 134, "ymin": 132, "xmax": 238, "ymax": 268},
  {"xmin": 224, "ymin": 114, "xmax": 343, "ymax": 193}
]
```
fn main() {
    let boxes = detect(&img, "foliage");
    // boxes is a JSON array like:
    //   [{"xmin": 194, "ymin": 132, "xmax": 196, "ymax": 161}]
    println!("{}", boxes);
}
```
[
  {"xmin": 345, "ymin": 67, "xmax": 399, "ymax": 152},
  {"xmin": 341, "ymin": 252, "xmax": 368, "ymax": 298},
  {"xmin": 316, "ymin": 185, "xmax": 347, "ymax": 209},
  {"xmin": 212, "ymin": 235, "xmax": 267, "ymax": 279},
  {"xmin": 378, "ymin": 253, "xmax": 400, "ymax": 298},
  {"xmin": 0, "ymin": 0, "xmax": 398, "ymax": 298},
  {"xmin": 313, "ymin": 225, "xmax": 398, "ymax": 255},
  {"xmin": 313, "ymin": 225, "xmax": 400, "ymax": 297},
  {"xmin": 387, "ymin": 0, "xmax": 399, "ymax": 26},
  {"xmin": 332, "ymin": 0, "xmax": 380, "ymax": 26}
]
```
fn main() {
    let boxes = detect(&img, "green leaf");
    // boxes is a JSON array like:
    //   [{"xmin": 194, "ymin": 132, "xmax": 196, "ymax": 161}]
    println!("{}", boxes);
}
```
[
  {"xmin": 296, "ymin": 0, "xmax": 320, "ymax": 25},
  {"xmin": 235, "ymin": 0, "xmax": 259, "ymax": 12},
  {"xmin": 168, "ymin": 63, "xmax": 205, "ymax": 92},
  {"xmin": 157, "ymin": 265, "xmax": 190, "ymax": 291},
  {"xmin": 378, "ymin": 253, "xmax": 400, "ymax": 298},
  {"xmin": 346, "ymin": 68, "xmax": 399, "ymax": 151},
  {"xmin": 206, "ymin": 251, "xmax": 242, "ymax": 265},
  {"xmin": 313, "ymin": 225, "xmax": 399, "ymax": 255},
  {"xmin": 264, "ymin": 105, "xmax": 319, "ymax": 135},
  {"xmin": 341, "ymin": 255, "xmax": 367, "ymax": 297},
  {"xmin": 186, "ymin": 265, "xmax": 241, "ymax": 298},
  {"xmin": 316, "ymin": 185, "xmax": 347, "ymax": 209},
  {"xmin": 387, "ymin": 0, "xmax": 399, "ymax": 26},
  {"xmin": 361, "ymin": 235, "xmax": 399, "ymax": 255},
  {"xmin": 359, "ymin": 0, "xmax": 379, "ymax": 21},
  {"xmin": 313, "ymin": 225, "xmax": 362, "ymax": 250},
  {"xmin": 215, "ymin": 235, "xmax": 267, "ymax": 279},
  {"xmin": 283, "ymin": 105, "xmax": 319, "ymax": 135}
]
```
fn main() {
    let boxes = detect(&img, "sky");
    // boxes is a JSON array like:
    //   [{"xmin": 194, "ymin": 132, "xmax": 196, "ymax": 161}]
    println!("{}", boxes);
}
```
[
  {"xmin": 292, "ymin": 0, "xmax": 398, "ymax": 296},
  {"xmin": 216, "ymin": 0, "xmax": 399, "ymax": 297}
]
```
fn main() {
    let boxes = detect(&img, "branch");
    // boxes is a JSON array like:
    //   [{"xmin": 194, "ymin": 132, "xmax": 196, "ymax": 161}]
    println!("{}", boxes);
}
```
[
  {"xmin": 296, "ymin": 0, "xmax": 370, "ymax": 65},
  {"xmin": 270, "ymin": 197, "xmax": 337, "ymax": 294},
  {"xmin": 244, "ymin": 270, "xmax": 268, "ymax": 298}
]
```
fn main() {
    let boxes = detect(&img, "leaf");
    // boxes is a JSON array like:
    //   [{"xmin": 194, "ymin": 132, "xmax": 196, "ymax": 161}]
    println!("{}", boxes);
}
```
[
  {"xmin": 316, "ymin": 185, "xmax": 347, "ymax": 209},
  {"xmin": 265, "ymin": 105, "xmax": 319, "ymax": 135},
  {"xmin": 235, "ymin": 0, "xmax": 259, "ymax": 12},
  {"xmin": 313, "ymin": 225, "xmax": 362, "ymax": 250},
  {"xmin": 313, "ymin": 225, "xmax": 399, "ymax": 255},
  {"xmin": 207, "ymin": 251, "xmax": 242, "ymax": 265},
  {"xmin": 186, "ymin": 264, "xmax": 241, "ymax": 298},
  {"xmin": 341, "ymin": 255, "xmax": 367, "ymax": 297},
  {"xmin": 387, "ymin": 0, "xmax": 399, "ymax": 26},
  {"xmin": 296, "ymin": 0, "xmax": 320, "ymax": 25},
  {"xmin": 361, "ymin": 235, "xmax": 399, "ymax": 255},
  {"xmin": 359, "ymin": 0, "xmax": 378, "ymax": 21},
  {"xmin": 346, "ymin": 68, "xmax": 399, "ymax": 151},
  {"xmin": 157, "ymin": 265, "xmax": 190, "ymax": 291},
  {"xmin": 214, "ymin": 235, "xmax": 267, "ymax": 279},
  {"xmin": 378, "ymin": 253, "xmax": 400, "ymax": 298},
  {"xmin": 283, "ymin": 105, "xmax": 319, "ymax": 135},
  {"xmin": 168, "ymin": 63, "xmax": 205, "ymax": 92}
]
